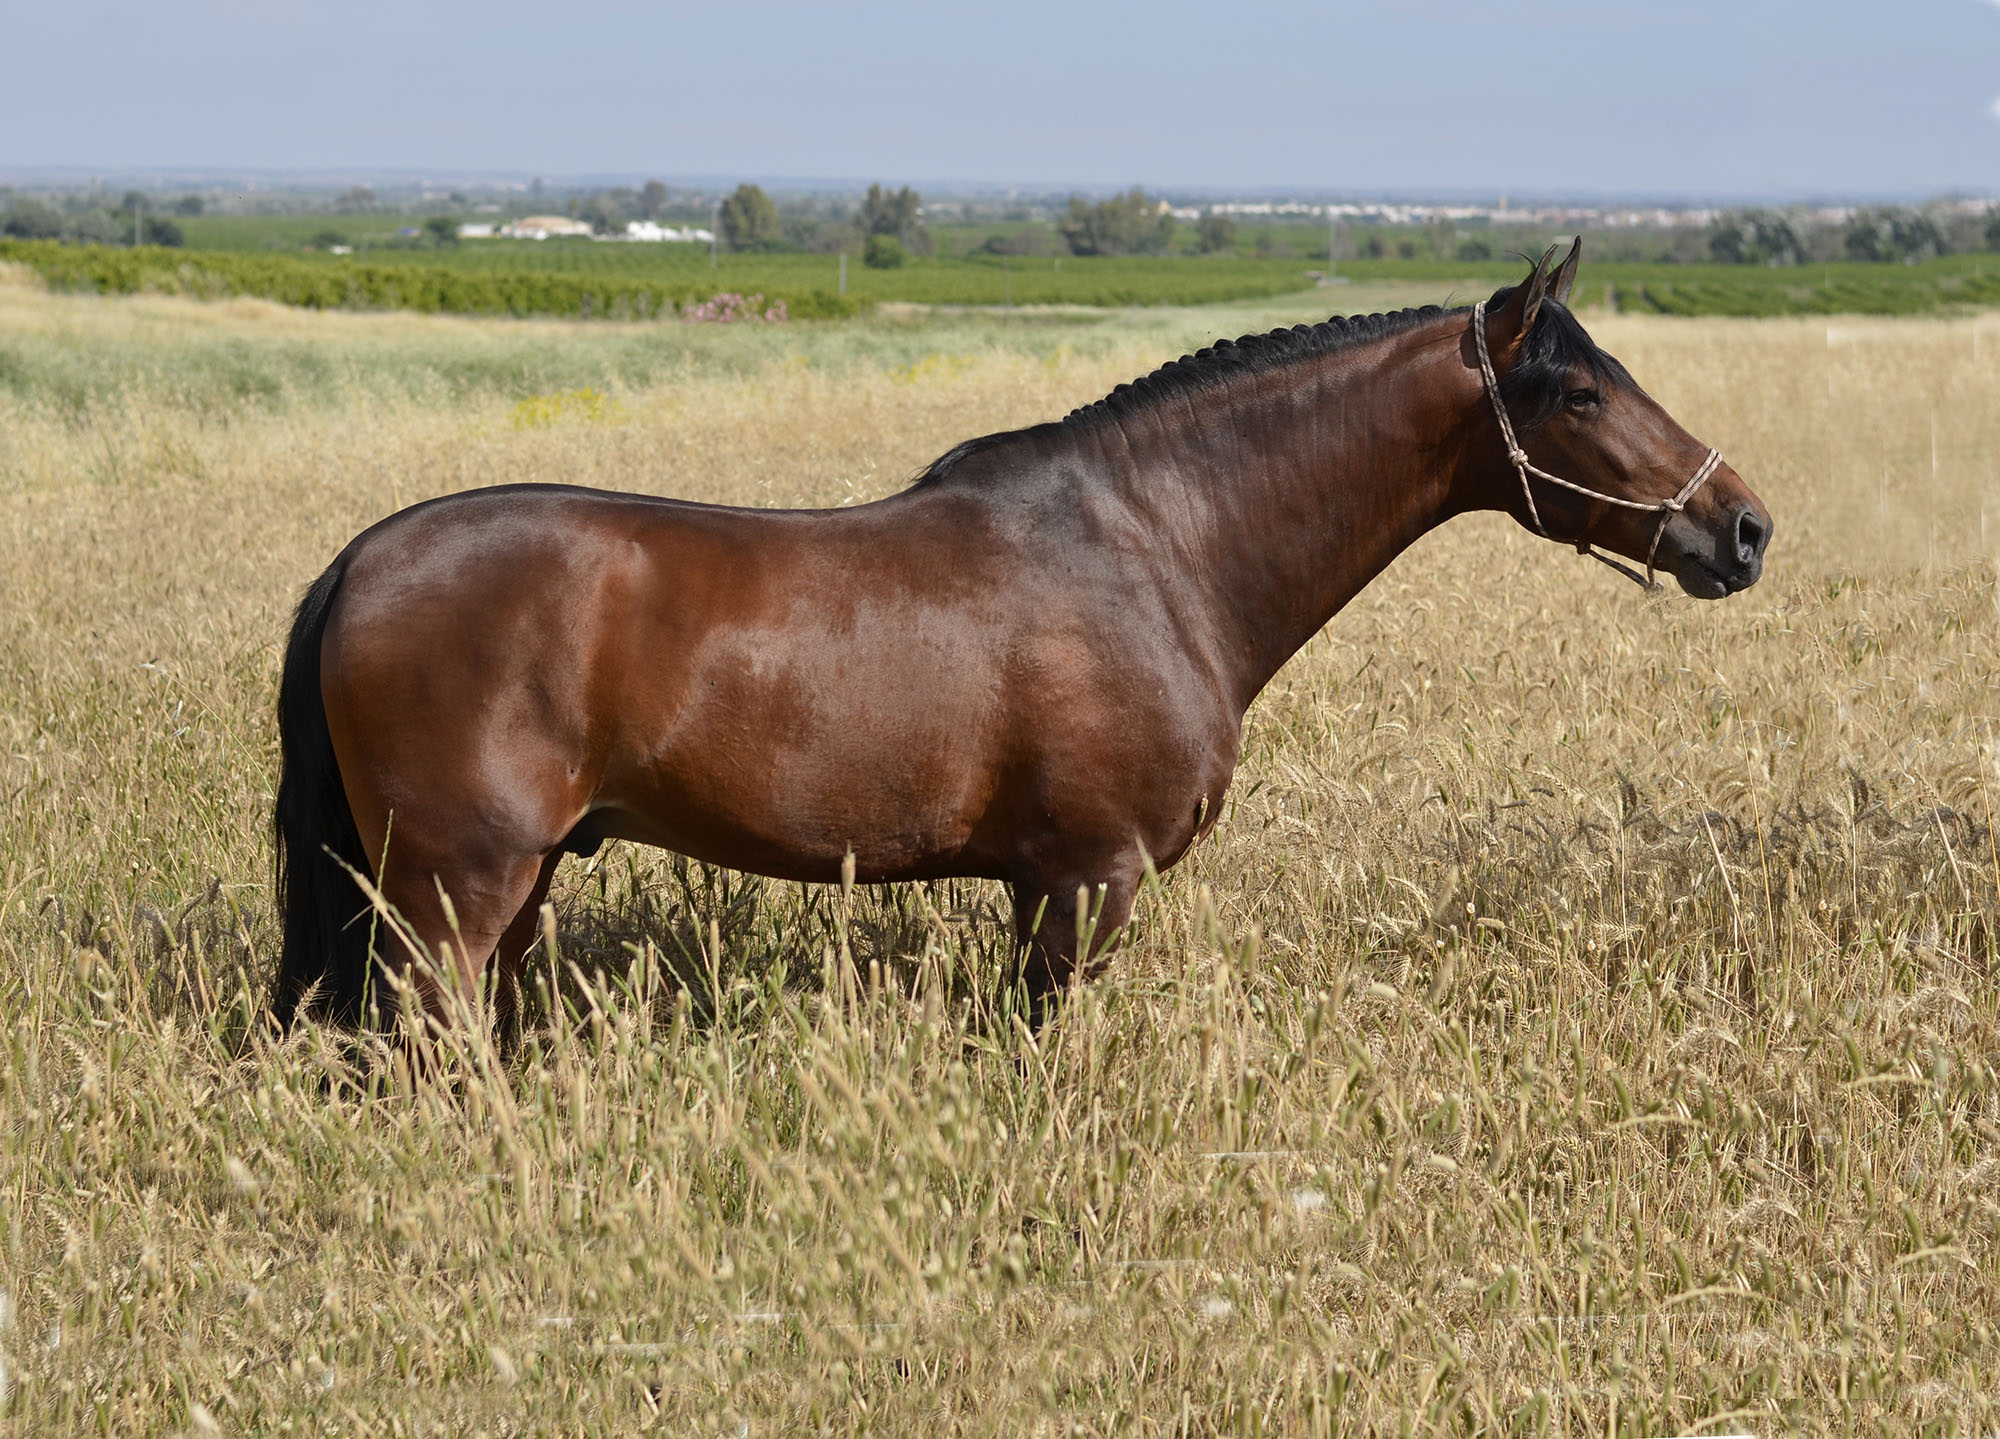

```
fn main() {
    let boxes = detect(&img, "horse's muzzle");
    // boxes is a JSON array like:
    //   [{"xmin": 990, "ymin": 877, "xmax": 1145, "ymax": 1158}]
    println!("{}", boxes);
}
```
[{"xmin": 1673, "ymin": 499, "xmax": 1771, "ymax": 599}]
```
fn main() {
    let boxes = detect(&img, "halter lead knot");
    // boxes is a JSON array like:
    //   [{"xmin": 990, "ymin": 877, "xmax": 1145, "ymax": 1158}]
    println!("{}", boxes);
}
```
[{"xmin": 1470, "ymin": 298, "xmax": 1723, "ymax": 595}]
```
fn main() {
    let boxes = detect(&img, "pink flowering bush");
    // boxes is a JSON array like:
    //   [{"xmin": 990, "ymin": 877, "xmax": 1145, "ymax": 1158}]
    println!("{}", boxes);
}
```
[{"xmin": 681, "ymin": 292, "xmax": 788, "ymax": 324}]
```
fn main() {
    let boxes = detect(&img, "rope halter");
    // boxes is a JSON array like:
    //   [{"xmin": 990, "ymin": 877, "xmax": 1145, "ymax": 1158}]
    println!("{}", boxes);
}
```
[{"xmin": 1471, "ymin": 299, "xmax": 1723, "ymax": 595}]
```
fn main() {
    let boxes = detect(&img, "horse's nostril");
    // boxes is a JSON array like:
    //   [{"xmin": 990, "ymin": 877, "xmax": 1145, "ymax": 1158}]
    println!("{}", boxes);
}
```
[{"xmin": 1735, "ymin": 508, "xmax": 1769, "ymax": 563}]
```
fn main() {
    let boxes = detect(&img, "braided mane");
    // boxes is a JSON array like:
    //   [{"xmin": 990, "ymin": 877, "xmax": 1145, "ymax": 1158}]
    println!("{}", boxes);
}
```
[
  {"xmin": 1061, "ymin": 305, "xmax": 1450, "ymax": 427},
  {"xmin": 910, "ymin": 288, "xmax": 1622, "ymax": 488}
]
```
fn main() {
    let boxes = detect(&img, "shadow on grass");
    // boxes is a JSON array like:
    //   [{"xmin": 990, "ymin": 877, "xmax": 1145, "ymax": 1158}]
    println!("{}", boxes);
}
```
[{"xmin": 527, "ymin": 848, "xmax": 1020, "ymax": 1040}]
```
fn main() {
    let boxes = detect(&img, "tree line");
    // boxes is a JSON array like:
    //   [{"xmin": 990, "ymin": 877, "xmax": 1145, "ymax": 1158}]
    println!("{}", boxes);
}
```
[
  {"xmin": 716, "ymin": 182, "xmax": 929, "ymax": 266},
  {"xmin": 1706, "ymin": 204, "xmax": 2000, "ymax": 266},
  {"xmin": 0, "ymin": 189, "xmax": 197, "ymax": 247},
  {"xmin": 709, "ymin": 183, "xmax": 1241, "ymax": 261}
]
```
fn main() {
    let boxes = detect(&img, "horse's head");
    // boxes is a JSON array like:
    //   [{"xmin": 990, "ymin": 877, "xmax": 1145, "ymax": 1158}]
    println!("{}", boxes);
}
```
[{"xmin": 1471, "ymin": 240, "xmax": 1771, "ymax": 598}]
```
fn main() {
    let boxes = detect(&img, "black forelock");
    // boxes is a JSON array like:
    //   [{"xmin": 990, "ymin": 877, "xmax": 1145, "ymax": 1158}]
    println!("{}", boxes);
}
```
[{"xmin": 1488, "ymin": 282, "xmax": 1631, "ymax": 432}]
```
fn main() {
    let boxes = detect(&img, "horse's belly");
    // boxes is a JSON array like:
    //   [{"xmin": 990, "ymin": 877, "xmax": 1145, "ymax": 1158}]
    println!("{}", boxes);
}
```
[
  {"xmin": 595, "ymin": 674, "xmax": 1010, "ymax": 885},
  {"xmin": 589, "ymin": 767, "xmax": 1005, "ymax": 885}
]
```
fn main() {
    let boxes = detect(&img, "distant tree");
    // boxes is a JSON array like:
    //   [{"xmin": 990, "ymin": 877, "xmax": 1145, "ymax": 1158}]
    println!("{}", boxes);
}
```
[
  {"xmin": 141, "ymin": 216, "xmax": 183, "ymax": 247},
  {"xmin": 69, "ymin": 209, "xmax": 124, "ymax": 245},
  {"xmin": 174, "ymin": 194, "xmax": 205, "ymax": 216},
  {"xmin": 1843, "ymin": 215, "xmax": 1881, "ymax": 263},
  {"xmin": 983, "ymin": 226, "xmax": 1056, "ymax": 257},
  {"xmin": 718, "ymin": 183, "xmax": 779, "ymax": 251},
  {"xmin": 1253, "ymin": 228, "xmax": 1289, "ymax": 259},
  {"xmin": 641, "ymin": 180, "xmax": 669, "ymax": 219},
  {"xmin": 310, "ymin": 228, "xmax": 351, "ymax": 250},
  {"xmin": 423, "ymin": 215, "xmax": 460, "ymax": 248},
  {"xmin": 863, "ymin": 233, "xmax": 906, "ymax": 269},
  {"xmin": 1058, "ymin": 189, "xmax": 1174, "ymax": 256},
  {"xmin": 1709, "ymin": 209, "xmax": 1803, "ymax": 266},
  {"xmin": 1986, "ymin": 208, "xmax": 2000, "ymax": 253},
  {"xmin": 1195, "ymin": 213, "xmax": 1237, "ymax": 254},
  {"xmin": 860, "ymin": 184, "xmax": 925, "ymax": 248},
  {"xmin": 120, "ymin": 190, "xmax": 147, "ymax": 216},
  {"xmin": 447, "ymin": 190, "xmax": 468, "ymax": 205},
  {"xmin": 341, "ymin": 185, "xmax": 376, "ymax": 211},
  {"xmin": 1359, "ymin": 234, "xmax": 1385, "ymax": 259},
  {"xmin": 1764, "ymin": 216, "xmax": 1805, "ymax": 266},
  {"xmin": 1890, "ymin": 210, "xmax": 1944, "ymax": 262},
  {"xmin": 1843, "ymin": 206, "xmax": 1944, "ymax": 264},
  {"xmin": 1426, "ymin": 217, "xmax": 1456, "ymax": 260},
  {"xmin": 1455, "ymin": 237, "xmax": 1493, "ymax": 261},
  {"xmin": 781, "ymin": 215, "xmax": 835, "ymax": 251},
  {"xmin": 1709, "ymin": 217, "xmax": 1747, "ymax": 264},
  {"xmin": 0, "ymin": 198, "xmax": 63, "ymax": 239}
]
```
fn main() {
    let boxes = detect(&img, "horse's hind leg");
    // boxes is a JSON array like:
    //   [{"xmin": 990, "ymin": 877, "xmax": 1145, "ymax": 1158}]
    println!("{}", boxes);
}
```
[
  {"xmin": 489, "ymin": 851, "xmax": 564, "ymax": 1047},
  {"xmin": 373, "ymin": 845, "xmax": 554, "ymax": 1036}
]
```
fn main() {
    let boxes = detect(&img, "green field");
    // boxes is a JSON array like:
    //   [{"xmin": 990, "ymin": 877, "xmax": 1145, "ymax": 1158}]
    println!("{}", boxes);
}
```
[
  {"xmin": 13, "ymin": 231, "xmax": 2000, "ymax": 321},
  {"xmin": 0, "ymin": 238, "xmax": 1323, "ymax": 317},
  {"xmin": 348, "ymin": 239, "xmax": 1327, "ymax": 307},
  {"xmin": 173, "ymin": 212, "xmax": 447, "ymax": 252}
]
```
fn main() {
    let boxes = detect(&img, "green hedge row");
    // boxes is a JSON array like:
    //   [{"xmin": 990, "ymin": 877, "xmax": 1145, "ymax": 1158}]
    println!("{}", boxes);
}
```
[
  {"xmin": 1324, "ymin": 254, "xmax": 2000, "ymax": 317},
  {"xmin": 12, "ymin": 237, "xmax": 2000, "ymax": 320},
  {"xmin": 2, "ymin": 238, "xmax": 1329, "ymax": 311},
  {"xmin": 0, "ymin": 240, "xmax": 864, "ymax": 321},
  {"xmin": 1606, "ymin": 257, "xmax": 2000, "ymax": 318}
]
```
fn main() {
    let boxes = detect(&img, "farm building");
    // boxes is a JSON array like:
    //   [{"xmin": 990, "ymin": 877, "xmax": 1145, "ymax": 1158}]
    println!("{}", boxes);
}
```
[{"xmin": 498, "ymin": 215, "xmax": 593, "ymax": 239}]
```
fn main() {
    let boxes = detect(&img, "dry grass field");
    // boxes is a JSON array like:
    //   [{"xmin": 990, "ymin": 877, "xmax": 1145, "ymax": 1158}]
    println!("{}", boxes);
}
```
[{"xmin": 2, "ymin": 270, "xmax": 1998, "ymax": 1434}]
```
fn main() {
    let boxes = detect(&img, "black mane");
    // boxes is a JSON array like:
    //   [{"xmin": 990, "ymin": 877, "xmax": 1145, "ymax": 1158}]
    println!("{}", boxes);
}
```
[{"xmin": 910, "ymin": 286, "xmax": 1625, "ymax": 487}]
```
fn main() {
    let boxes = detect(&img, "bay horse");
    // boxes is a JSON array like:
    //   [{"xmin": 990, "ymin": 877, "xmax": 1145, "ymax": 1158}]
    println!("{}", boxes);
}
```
[{"xmin": 271, "ymin": 241, "xmax": 1771, "ymax": 1034}]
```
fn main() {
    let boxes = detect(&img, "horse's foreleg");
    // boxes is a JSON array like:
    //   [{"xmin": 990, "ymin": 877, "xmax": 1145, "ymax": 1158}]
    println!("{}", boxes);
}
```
[{"xmin": 1009, "ymin": 851, "xmax": 1142, "ymax": 1022}]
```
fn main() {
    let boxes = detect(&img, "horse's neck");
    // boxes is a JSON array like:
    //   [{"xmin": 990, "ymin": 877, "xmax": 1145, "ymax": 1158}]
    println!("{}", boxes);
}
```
[{"xmin": 1125, "ymin": 323, "xmax": 1471, "ymax": 711}]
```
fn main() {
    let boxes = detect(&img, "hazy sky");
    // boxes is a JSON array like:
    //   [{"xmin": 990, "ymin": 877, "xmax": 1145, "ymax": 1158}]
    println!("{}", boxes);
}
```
[{"xmin": 6, "ymin": 0, "xmax": 1999, "ymax": 196}]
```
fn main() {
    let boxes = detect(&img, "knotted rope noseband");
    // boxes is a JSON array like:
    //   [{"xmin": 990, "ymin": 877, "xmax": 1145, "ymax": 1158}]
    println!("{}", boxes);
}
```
[{"xmin": 1471, "ymin": 299, "xmax": 1722, "ymax": 594}]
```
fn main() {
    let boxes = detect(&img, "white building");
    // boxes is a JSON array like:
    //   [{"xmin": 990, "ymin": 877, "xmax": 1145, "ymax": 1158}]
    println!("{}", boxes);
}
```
[
  {"xmin": 621, "ymin": 220, "xmax": 715, "ymax": 243},
  {"xmin": 499, "ymin": 215, "xmax": 593, "ymax": 240}
]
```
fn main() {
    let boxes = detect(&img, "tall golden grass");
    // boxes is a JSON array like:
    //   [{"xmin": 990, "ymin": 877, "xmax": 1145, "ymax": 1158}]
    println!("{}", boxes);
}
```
[{"xmin": 1, "ymin": 284, "xmax": 1997, "ymax": 1434}]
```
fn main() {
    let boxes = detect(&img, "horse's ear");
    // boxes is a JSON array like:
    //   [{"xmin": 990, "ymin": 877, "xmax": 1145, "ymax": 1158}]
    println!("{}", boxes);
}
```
[
  {"xmin": 1547, "ymin": 236, "xmax": 1582, "ymax": 306},
  {"xmin": 1486, "ymin": 243, "xmax": 1559, "ymax": 354}
]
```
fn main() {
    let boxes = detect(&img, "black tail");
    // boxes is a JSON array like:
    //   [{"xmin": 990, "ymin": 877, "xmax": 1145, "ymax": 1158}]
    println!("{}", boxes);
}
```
[{"xmin": 271, "ymin": 556, "xmax": 373, "ymax": 1029}]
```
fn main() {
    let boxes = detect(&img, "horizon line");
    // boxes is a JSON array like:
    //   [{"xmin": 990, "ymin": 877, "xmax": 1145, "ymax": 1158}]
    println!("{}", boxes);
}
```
[{"xmin": 1, "ymin": 163, "xmax": 1991, "ymax": 210}]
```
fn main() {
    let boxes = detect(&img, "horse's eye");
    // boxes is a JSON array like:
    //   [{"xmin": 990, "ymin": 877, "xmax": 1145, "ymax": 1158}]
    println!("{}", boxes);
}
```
[{"xmin": 1564, "ymin": 388, "xmax": 1602, "ymax": 412}]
